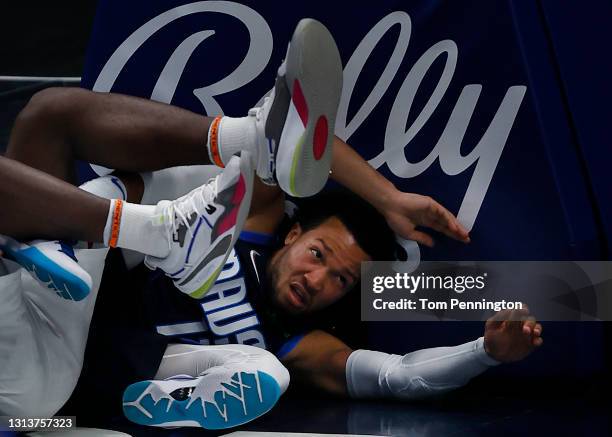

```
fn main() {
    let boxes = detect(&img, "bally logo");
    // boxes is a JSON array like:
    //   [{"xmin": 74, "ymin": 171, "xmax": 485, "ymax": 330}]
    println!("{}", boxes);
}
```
[{"xmin": 93, "ymin": 1, "xmax": 526, "ymax": 261}]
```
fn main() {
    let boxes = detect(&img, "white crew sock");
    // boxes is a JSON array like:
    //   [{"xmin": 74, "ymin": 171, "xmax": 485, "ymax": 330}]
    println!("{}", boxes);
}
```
[
  {"xmin": 102, "ymin": 200, "xmax": 170, "ymax": 257},
  {"xmin": 81, "ymin": 176, "xmax": 168, "ymax": 259},
  {"xmin": 79, "ymin": 175, "xmax": 128, "ymax": 249},
  {"xmin": 207, "ymin": 116, "xmax": 257, "ymax": 167}
]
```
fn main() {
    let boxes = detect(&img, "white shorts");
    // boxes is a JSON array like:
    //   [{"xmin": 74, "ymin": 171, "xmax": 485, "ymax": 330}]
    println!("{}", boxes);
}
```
[{"xmin": 0, "ymin": 248, "xmax": 108, "ymax": 417}]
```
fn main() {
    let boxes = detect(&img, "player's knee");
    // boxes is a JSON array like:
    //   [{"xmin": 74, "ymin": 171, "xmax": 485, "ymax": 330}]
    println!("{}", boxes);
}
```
[{"xmin": 17, "ymin": 87, "xmax": 88, "ymax": 129}]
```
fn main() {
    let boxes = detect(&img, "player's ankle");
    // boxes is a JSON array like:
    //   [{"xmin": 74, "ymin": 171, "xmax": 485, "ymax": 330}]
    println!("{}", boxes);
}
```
[
  {"xmin": 206, "ymin": 115, "xmax": 258, "ymax": 168},
  {"xmin": 102, "ymin": 199, "xmax": 170, "ymax": 258}
]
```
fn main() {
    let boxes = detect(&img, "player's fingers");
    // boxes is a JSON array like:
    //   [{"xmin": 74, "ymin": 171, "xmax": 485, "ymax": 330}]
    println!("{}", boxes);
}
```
[
  {"xmin": 533, "ymin": 323, "xmax": 543, "ymax": 337},
  {"xmin": 504, "ymin": 308, "xmax": 529, "ymax": 336},
  {"xmin": 436, "ymin": 220, "xmax": 471, "ymax": 243},
  {"xmin": 523, "ymin": 316, "xmax": 537, "ymax": 335},
  {"xmin": 507, "ymin": 306, "xmax": 529, "ymax": 323},
  {"xmin": 409, "ymin": 230, "xmax": 435, "ymax": 248},
  {"xmin": 533, "ymin": 336, "xmax": 544, "ymax": 347},
  {"xmin": 427, "ymin": 202, "xmax": 470, "ymax": 242}
]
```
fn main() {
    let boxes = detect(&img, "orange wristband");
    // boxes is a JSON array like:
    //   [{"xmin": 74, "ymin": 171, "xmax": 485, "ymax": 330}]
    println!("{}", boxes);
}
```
[
  {"xmin": 208, "ymin": 116, "xmax": 225, "ymax": 168},
  {"xmin": 109, "ymin": 199, "xmax": 124, "ymax": 248}
]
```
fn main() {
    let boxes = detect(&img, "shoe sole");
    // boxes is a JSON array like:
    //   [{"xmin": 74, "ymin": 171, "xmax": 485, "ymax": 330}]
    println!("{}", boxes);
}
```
[
  {"xmin": 275, "ymin": 18, "xmax": 343, "ymax": 198},
  {"xmin": 122, "ymin": 371, "xmax": 281, "ymax": 429},
  {"xmin": 3, "ymin": 245, "xmax": 91, "ymax": 301},
  {"xmin": 181, "ymin": 153, "xmax": 254, "ymax": 299}
]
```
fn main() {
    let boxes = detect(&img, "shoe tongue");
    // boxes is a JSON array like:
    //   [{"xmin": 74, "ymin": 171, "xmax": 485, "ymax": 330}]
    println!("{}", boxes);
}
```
[
  {"xmin": 217, "ymin": 156, "xmax": 240, "ymax": 193},
  {"xmin": 178, "ymin": 180, "xmax": 216, "ymax": 215}
]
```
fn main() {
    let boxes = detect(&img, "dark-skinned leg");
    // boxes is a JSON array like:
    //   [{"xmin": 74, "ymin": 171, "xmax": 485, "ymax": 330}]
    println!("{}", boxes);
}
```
[
  {"xmin": 1, "ymin": 86, "xmax": 208, "ymax": 241},
  {"xmin": 0, "ymin": 155, "xmax": 109, "ymax": 242},
  {"xmin": 5, "ymin": 87, "xmax": 213, "ymax": 183},
  {"xmin": 0, "ymin": 156, "xmax": 147, "ymax": 243},
  {"xmin": 5, "ymin": 86, "xmax": 285, "ymax": 231}
]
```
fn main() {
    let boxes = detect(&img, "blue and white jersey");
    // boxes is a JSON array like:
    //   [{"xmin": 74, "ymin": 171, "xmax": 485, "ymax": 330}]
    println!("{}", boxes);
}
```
[
  {"xmin": 143, "ymin": 231, "xmax": 307, "ymax": 356},
  {"xmin": 63, "ymin": 231, "xmax": 308, "ymax": 421}
]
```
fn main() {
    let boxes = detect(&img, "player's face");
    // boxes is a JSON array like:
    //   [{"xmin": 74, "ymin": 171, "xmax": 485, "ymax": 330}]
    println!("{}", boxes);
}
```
[{"xmin": 268, "ymin": 217, "xmax": 370, "ymax": 315}]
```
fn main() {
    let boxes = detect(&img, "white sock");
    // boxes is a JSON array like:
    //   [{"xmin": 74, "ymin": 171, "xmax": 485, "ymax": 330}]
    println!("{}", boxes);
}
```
[
  {"xmin": 79, "ymin": 175, "xmax": 127, "ymax": 200},
  {"xmin": 103, "ymin": 200, "xmax": 170, "ymax": 257},
  {"xmin": 80, "ymin": 176, "xmax": 128, "ymax": 249},
  {"xmin": 207, "ymin": 116, "xmax": 257, "ymax": 167}
]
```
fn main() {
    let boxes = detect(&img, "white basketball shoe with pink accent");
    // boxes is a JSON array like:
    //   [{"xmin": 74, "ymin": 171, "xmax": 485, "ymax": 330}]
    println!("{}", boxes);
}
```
[
  {"xmin": 250, "ymin": 18, "xmax": 343, "ymax": 198},
  {"xmin": 144, "ymin": 153, "xmax": 254, "ymax": 299}
]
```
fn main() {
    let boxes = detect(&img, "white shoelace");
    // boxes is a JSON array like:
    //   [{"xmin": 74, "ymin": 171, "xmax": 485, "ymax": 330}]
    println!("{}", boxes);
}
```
[
  {"xmin": 164, "ymin": 176, "xmax": 219, "ymax": 239},
  {"xmin": 254, "ymin": 96, "xmax": 270, "ymax": 122}
]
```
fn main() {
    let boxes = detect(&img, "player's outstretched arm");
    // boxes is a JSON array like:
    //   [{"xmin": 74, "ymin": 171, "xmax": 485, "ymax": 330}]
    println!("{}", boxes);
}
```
[
  {"xmin": 280, "ymin": 330, "xmax": 353, "ymax": 396},
  {"xmin": 282, "ymin": 308, "xmax": 542, "ymax": 399},
  {"xmin": 331, "ymin": 136, "xmax": 470, "ymax": 246}
]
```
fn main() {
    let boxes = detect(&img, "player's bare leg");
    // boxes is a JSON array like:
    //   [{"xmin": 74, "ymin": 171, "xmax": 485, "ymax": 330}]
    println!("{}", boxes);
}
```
[
  {"xmin": 1, "ymin": 17, "xmax": 342, "ymax": 301},
  {"xmin": 5, "ymin": 87, "xmax": 213, "ymax": 183}
]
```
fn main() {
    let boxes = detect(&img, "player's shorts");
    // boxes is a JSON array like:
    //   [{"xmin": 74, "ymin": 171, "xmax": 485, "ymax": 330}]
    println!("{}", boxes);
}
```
[{"xmin": 0, "ymin": 248, "xmax": 108, "ymax": 417}]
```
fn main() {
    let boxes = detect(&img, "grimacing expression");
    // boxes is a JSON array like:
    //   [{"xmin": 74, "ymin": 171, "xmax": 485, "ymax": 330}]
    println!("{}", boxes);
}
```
[{"xmin": 267, "ymin": 217, "xmax": 371, "ymax": 315}]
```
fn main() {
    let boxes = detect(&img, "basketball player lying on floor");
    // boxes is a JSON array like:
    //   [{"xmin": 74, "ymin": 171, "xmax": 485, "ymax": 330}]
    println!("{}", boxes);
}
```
[{"xmin": 0, "ymin": 19, "xmax": 542, "ymax": 430}]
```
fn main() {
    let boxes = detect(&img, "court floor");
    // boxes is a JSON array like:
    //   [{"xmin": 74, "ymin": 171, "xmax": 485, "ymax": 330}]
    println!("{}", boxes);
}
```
[{"xmin": 60, "ymin": 381, "xmax": 609, "ymax": 436}]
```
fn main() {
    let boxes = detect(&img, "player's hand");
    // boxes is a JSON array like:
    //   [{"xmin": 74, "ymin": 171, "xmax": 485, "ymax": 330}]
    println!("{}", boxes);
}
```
[
  {"xmin": 381, "ymin": 191, "xmax": 470, "ymax": 247},
  {"xmin": 484, "ymin": 308, "xmax": 543, "ymax": 362}
]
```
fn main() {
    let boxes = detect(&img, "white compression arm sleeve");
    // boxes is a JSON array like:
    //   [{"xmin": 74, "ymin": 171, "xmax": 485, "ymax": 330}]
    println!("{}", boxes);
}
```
[{"xmin": 345, "ymin": 337, "xmax": 500, "ymax": 399}]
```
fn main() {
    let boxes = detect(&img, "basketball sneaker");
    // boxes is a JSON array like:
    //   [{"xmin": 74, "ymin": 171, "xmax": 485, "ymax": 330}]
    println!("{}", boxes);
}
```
[
  {"xmin": 250, "ymin": 18, "xmax": 343, "ymax": 197},
  {"xmin": 123, "ymin": 365, "xmax": 284, "ymax": 429},
  {"xmin": 0, "ymin": 236, "xmax": 92, "ymax": 301},
  {"xmin": 144, "ymin": 153, "xmax": 254, "ymax": 298}
]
